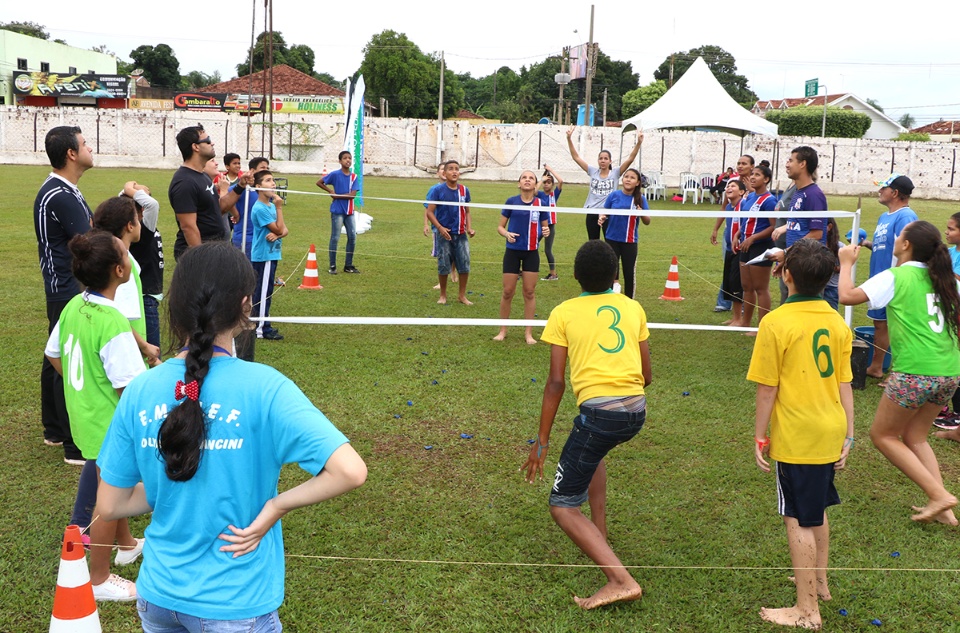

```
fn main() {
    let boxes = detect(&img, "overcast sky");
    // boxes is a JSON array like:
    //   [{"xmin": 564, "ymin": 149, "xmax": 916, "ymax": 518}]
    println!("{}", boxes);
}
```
[{"xmin": 10, "ymin": 0, "xmax": 960, "ymax": 125}]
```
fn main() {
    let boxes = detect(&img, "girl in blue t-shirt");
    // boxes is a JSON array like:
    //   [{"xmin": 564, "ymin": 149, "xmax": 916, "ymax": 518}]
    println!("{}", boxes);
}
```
[
  {"xmin": 495, "ymin": 170, "xmax": 551, "ymax": 344},
  {"xmin": 95, "ymin": 242, "xmax": 367, "ymax": 627},
  {"xmin": 538, "ymin": 165, "xmax": 563, "ymax": 281},
  {"xmin": 599, "ymin": 169, "xmax": 651, "ymax": 299},
  {"xmin": 734, "ymin": 165, "xmax": 777, "ymax": 329}
]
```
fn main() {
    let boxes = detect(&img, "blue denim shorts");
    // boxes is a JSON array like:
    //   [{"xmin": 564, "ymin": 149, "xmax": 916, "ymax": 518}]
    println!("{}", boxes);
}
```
[
  {"xmin": 549, "ymin": 404, "xmax": 646, "ymax": 508},
  {"xmin": 137, "ymin": 597, "xmax": 282, "ymax": 633},
  {"xmin": 436, "ymin": 232, "xmax": 470, "ymax": 275}
]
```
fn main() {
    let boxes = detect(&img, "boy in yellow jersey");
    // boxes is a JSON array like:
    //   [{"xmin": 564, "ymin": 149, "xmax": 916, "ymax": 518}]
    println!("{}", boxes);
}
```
[
  {"xmin": 747, "ymin": 238, "xmax": 854, "ymax": 630},
  {"xmin": 521, "ymin": 240, "xmax": 652, "ymax": 610}
]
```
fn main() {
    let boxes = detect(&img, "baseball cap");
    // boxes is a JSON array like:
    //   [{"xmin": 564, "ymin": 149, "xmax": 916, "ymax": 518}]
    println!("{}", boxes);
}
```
[{"xmin": 874, "ymin": 174, "xmax": 914, "ymax": 196}]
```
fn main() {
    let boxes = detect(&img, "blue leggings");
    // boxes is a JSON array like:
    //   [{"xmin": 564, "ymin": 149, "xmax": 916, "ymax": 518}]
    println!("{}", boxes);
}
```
[{"xmin": 70, "ymin": 459, "xmax": 98, "ymax": 529}]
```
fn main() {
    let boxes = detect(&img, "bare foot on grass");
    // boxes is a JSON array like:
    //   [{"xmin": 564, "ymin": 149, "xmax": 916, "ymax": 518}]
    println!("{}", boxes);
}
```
[
  {"xmin": 573, "ymin": 580, "xmax": 642, "ymax": 610},
  {"xmin": 759, "ymin": 606, "xmax": 821, "ymax": 629},
  {"xmin": 866, "ymin": 370, "xmax": 885, "ymax": 380},
  {"xmin": 743, "ymin": 331, "xmax": 757, "ymax": 337},
  {"xmin": 492, "ymin": 330, "xmax": 506, "ymax": 341},
  {"xmin": 911, "ymin": 495, "xmax": 959, "ymax": 524},
  {"xmin": 437, "ymin": 295, "xmax": 447, "ymax": 305},
  {"xmin": 911, "ymin": 504, "xmax": 959, "ymax": 526},
  {"xmin": 433, "ymin": 283, "xmax": 441, "ymax": 290},
  {"xmin": 934, "ymin": 429, "xmax": 960, "ymax": 443},
  {"xmin": 787, "ymin": 576, "xmax": 832, "ymax": 601},
  {"xmin": 458, "ymin": 296, "xmax": 473, "ymax": 306},
  {"xmin": 525, "ymin": 335, "xmax": 538, "ymax": 345}
]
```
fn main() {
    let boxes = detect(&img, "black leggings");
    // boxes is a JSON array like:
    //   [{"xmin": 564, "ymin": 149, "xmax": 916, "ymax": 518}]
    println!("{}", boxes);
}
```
[
  {"xmin": 722, "ymin": 250, "xmax": 743, "ymax": 303},
  {"xmin": 543, "ymin": 224, "xmax": 556, "ymax": 271},
  {"xmin": 586, "ymin": 213, "xmax": 606, "ymax": 240},
  {"xmin": 607, "ymin": 239, "xmax": 638, "ymax": 299}
]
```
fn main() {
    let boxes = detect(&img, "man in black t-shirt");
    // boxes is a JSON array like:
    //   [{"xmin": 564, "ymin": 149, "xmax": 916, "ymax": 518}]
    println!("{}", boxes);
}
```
[
  {"xmin": 33, "ymin": 126, "xmax": 93, "ymax": 465},
  {"xmin": 169, "ymin": 124, "xmax": 253, "ymax": 261}
]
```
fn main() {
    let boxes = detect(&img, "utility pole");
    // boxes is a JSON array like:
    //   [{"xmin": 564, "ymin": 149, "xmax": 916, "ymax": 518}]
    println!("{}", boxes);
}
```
[
  {"xmin": 437, "ymin": 51, "xmax": 445, "ymax": 165},
  {"xmin": 267, "ymin": 0, "xmax": 274, "ymax": 159},
  {"xmin": 602, "ymin": 88, "xmax": 607, "ymax": 126},
  {"xmin": 583, "ymin": 5, "xmax": 595, "ymax": 126},
  {"xmin": 669, "ymin": 53, "xmax": 675, "ymax": 88},
  {"xmin": 559, "ymin": 47, "xmax": 567, "ymax": 124}
]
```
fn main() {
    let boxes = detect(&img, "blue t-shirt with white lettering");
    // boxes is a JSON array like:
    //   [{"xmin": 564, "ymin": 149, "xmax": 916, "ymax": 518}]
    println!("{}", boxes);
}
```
[
  {"xmin": 951, "ymin": 245, "xmax": 960, "ymax": 276},
  {"xmin": 98, "ymin": 357, "xmax": 349, "ymax": 620},
  {"xmin": 868, "ymin": 207, "xmax": 918, "ymax": 278},
  {"xmin": 251, "ymin": 200, "xmax": 281, "ymax": 263},
  {"xmin": 322, "ymin": 170, "xmax": 359, "ymax": 215},
  {"xmin": 785, "ymin": 183, "xmax": 828, "ymax": 246}
]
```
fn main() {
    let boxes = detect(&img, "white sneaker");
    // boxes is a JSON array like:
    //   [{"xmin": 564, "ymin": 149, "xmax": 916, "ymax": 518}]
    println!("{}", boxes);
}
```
[
  {"xmin": 613, "ymin": 282, "xmax": 622, "ymax": 294},
  {"xmin": 115, "ymin": 538, "xmax": 144, "ymax": 565},
  {"xmin": 92, "ymin": 573, "xmax": 137, "ymax": 602},
  {"xmin": 63, "ymin": 457, "xmax": 86, "ymax": 466}
]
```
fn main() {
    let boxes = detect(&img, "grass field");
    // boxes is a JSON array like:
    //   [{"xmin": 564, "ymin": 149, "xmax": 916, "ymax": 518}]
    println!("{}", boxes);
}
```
[{"xmin": 3, "ymin": 164, "xmax": 960, "ymax": 632}]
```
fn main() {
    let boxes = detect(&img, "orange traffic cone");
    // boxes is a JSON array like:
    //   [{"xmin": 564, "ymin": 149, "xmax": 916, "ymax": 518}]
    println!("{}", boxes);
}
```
[
  {"xmin": 659, "ymin": 256, "xmax": 684, "ymax": 301},
  {"xmin": 50, "ymin": 525, "xmax": 101, "ymax": 632},
  {"xmin": 298, "ymin": 244, "xmax": 323, "ymax": 290}
]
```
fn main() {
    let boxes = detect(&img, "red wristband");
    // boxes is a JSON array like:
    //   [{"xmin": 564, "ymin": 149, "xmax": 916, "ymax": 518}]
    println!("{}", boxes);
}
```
[{"xmin": 755, "ymin": 437, "xmax": 770, "ymax": 450}]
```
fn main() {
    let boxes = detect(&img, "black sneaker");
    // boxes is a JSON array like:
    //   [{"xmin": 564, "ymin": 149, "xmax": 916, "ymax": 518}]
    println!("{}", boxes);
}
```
[
  {"xmin": 934, "ymin": 413, "xmax": 960, "ymax": 430},
  {"xmin": 541, "ymin": 273, "xmax": 559, "ymax": 281},
  {"xmin": 343, "ymin": 266, "xmax": 361, "ymax": 274},
  {"xmin": 328, "ymin": 266, "xmax": 338, "ymax": 275},
  {"xmin": 262, "ymin": 330, "xmax": 284, "ymax": 341}
]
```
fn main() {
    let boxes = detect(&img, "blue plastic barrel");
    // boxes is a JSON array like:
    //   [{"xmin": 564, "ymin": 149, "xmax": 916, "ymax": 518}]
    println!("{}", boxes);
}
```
[{"xmin": 853, "ymin": 326, "xmax": 892, "ymax": 372}]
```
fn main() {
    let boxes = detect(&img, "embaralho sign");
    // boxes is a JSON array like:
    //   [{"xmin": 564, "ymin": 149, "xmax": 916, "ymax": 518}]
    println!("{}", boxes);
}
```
[
  {"xmin": 173, "ymin": 93, "xmax": 227, "ymax": 111},
  {"xmin": 13, "ymin": 72, "xmax": 128, "ymax": 98}
]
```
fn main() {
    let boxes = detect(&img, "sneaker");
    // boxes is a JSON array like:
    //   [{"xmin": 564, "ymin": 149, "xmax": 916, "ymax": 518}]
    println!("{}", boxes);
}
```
[
  {"xmin": 262, "ymin": 330, "xmax": 284, "ymax": 341},
  {"xmin": 713, "ymin": 305, "xmax": 732, "ymax": 312},
  {"xmin": 115, "ymin": 538, "xmax": 144, "ymax": 565},
  {"xmin": 328, "ymin": 266, "xmax": 338, "ymax": 275},
  {"xmin": 274, "ymin": 277, "xmax": 286, "ymax": 287},
  {"xmin": 613, "ymin": 282, "xmax": 622, "ymax": 294},
  {"xmin": 92, "ymin": 574, "xmax": 137, "ymax": 602},
  {"xmin": 541, "ymin": 274, "xmax": 559, "ymax": 281},
  {"xmin": 343, "ymin": 266, "xmax": 361, "ymax": 274},
  {"xmin": 934, "ymin": 413, "xmax": 960, "ymax": 430},
  {"xmin": 81, "ymin": 533, "xmax": 91, "ymax": 550},
  {"xmin": 44, "ymin": 438, "xmax": 64, "ymax": 447},
  {"xmin": 64, "ymin": 457, "xmax": 86, "ymax": 466}
]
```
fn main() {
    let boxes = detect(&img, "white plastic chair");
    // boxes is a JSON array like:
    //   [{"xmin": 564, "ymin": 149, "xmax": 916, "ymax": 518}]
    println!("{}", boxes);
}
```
[
  {"xmin": 644, "ymin": 171, "xmax": 665, "ymax": 201},
  {"xmin": 679, "ymin": 172, "xmax": 699, "ymax": 204},
  {"xmin": 698, "ymin": 173, "xmax": 715, "ymax": 204}
]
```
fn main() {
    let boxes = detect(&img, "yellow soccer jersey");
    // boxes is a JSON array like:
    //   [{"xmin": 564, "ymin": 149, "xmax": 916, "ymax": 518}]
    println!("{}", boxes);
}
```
[
  {"xmin": 747, "ymin": 295, "xmax": 853, "ymax": 464},
  {"xmin": 541, "ymin": 290, "xmax": 649, "ymax": 405}
]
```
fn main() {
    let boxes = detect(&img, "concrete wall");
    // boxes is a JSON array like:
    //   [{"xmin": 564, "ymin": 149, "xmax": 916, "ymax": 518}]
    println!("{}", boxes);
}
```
[{"xmin": 3, "ymin": 105, "xmax": 960, "ymax": 200}]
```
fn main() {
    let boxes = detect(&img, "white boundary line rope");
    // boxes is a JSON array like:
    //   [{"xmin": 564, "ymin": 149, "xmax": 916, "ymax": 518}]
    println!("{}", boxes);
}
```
[
  {"xmin": 254, "ymin": 316, "xmax": 757, "ymax": 332},
  {"xmin": 254, "ymin": 187, "xmax": 855, "ymax": 219}
]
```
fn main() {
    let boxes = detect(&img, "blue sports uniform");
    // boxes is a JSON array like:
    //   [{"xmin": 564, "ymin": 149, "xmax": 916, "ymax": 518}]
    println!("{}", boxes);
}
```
[
  {"xmin": 785, "ymin": 184, "xmax": 828, "ymax": 247},
  {"xmin": 323, "ymin": 170, "xmax": 359, "ymax": 215},
  {"xmin": 602, "ymin": 190, "xmax": 648, "ymax": 243},
  {"xmin": 502, "ymin": 196, "xmax": 545, "ymax": 251}
]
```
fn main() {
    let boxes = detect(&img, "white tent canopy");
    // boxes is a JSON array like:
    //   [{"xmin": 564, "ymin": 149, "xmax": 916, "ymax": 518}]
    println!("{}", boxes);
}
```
[{"xmin": 621, "ymin": 57, "xmax": 777, "ymax": 137}]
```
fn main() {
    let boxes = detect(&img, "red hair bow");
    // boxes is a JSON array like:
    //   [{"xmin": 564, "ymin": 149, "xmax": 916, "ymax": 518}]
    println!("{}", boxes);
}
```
[{"xmin": 175, "ymin": 380, "xmax": 199, "ymax": 402}]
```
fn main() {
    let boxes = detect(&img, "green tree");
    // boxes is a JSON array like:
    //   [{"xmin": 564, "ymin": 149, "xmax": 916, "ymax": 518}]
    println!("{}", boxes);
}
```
[
  {"xmin": 591, "ymin": 51, "xmax": 640, "ymax": 121},
  {"xmin": 896, "ymin": 132, "xmax": 930, "ymax": 142},
  {"xmin": 286, "ymin": 44, "xmax": 315, "ymax": 76},
  {"xmin": 765, "ymin": 107, "xmax": 871, "ymax": 138},
  {"xmin": 237, "ymin": 31, "xmax": 289, "ymax": 76},
  {"xmin": 654, "ymin": 45, "xmax": 757, "ymax": 107},
  {"xmin": 0, "ymin": 20, "xmax": 49, "ymax": 39},
  {"xmin": 359, "ymin": 30, "xmax": 462, "ymax": 118},
  {"xmin": 621, "ymin": 80, "xmax": 667, "ymax": 119},
  {"xmin": 130, "ymin": 44, "xmax": 181, "ymax": 88},
  {"xmin": 181, "ymin": 70, "xmax": 222, "ymax": 89},
  {"xmin": 316, "ymin": 72, "xmax": 344, "ymax": 91},
  {"xmin": 898, "ymin": 113, "xmax": 916, "ymax": 129},
  {"xmin": 865, "ymin": 98, "xmax": 884, "ymax": 113}
]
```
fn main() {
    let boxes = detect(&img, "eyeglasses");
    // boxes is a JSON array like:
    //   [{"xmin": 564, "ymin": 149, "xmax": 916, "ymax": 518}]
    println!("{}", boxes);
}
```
[{"xmin": 195, "ymin": 138, "xmax": 213, "ymax": 145}]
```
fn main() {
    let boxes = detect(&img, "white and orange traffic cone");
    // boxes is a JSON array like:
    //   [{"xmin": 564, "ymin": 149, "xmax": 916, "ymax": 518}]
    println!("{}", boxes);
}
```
[
  {"xmin": 298, "ymin": 244, "xmax": 323, "ymax": 290},
  {"xmin": 659, "ymin": 256, "xmax": 684, "ymax": 301},
  {"xmin": 50, "ymin": 525, "xmax": 101, "ymax": 632}
]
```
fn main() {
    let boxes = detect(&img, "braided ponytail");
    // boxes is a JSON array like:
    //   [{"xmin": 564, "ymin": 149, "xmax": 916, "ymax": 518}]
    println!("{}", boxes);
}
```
[{"xmin": 157, "ymin": 242, "xmax": 256, "ymax": 481}]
